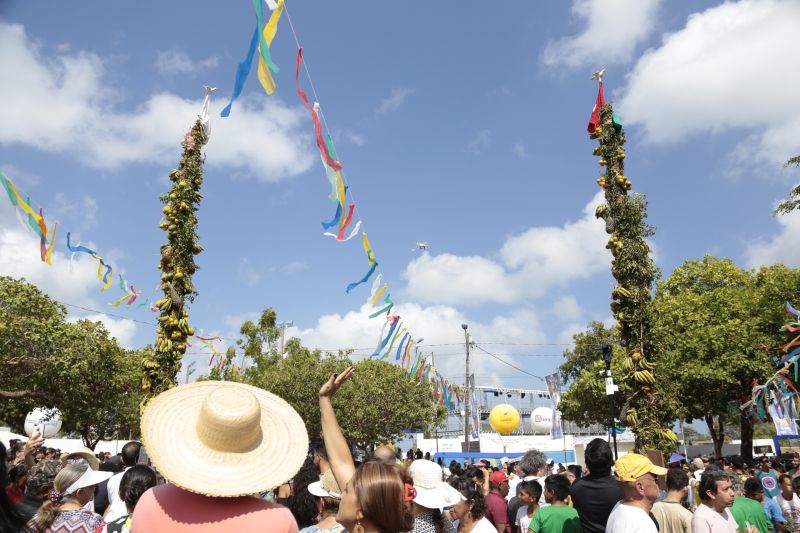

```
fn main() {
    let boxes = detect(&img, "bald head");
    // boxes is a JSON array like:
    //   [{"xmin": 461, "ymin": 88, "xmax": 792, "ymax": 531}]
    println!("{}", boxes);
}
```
[{"xmin": 373, "ymin": 445, "xmax": 396, "ymax": 463}]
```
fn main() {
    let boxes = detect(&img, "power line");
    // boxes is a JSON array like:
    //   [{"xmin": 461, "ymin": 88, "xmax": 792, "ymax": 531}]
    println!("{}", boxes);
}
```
[{"xmin": 471, "ymin": 344, "xmax": 545, "ymax": 382}]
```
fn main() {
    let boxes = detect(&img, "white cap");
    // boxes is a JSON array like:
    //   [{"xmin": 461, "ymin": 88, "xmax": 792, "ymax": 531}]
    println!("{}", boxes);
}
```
[{"xmin": 64, "ymin": 467, "xmax": 113, "ymax": 495}]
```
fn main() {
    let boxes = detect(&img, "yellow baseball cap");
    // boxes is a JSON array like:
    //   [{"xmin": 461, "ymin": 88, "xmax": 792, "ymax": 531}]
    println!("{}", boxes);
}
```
[{"xmin": 614, "ymin": 453, "xmax": 667, "ymax": 482}]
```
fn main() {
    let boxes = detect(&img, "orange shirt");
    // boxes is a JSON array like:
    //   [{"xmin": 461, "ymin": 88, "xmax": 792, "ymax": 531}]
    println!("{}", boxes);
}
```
[{"xmin": 132, "ymin": 483, "xmax": 298, "ymax": 533}]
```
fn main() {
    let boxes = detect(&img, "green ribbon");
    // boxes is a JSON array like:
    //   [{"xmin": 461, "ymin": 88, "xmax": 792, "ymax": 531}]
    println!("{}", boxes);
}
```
[{"xmin": 252, "ymin": 0, "xmax": 280, "ymax": 74}]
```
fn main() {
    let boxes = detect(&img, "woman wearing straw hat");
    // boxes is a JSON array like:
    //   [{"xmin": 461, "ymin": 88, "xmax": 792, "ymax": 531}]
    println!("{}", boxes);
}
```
[
  {"xmin": 23, "ymin": 463, "xmax": 113, "ymax": 533},
  {"xmin": 131, "ymin": 380, "xmax": 309, "ymax": 532},
  {"xmin": 319, "ymin": 368, "xmax": 415, "ymax": 533},
  {"xmin": 302, "ymin": 470, "xmax": 346, "ymax": 533},
  {"xmin": 408, "ymin": 459, "xmax": 462, "ymax": 533}
]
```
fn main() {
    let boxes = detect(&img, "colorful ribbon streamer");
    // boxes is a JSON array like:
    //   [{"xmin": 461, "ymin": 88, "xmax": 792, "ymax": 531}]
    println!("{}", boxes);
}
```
[
  {"xmin": 295, "ymin": 48, "xmax": 342, "ymax": 171},
  {"xmin": 345, "ymin": 232, "xmax": 378, "ymax": 293},
  {"xmin": 255, "ymin": 0, "xmax": 284, "ymax": 95},
  {"xmin": 220, "ymin": 24, "xmax": 259, "ymax": 118}
]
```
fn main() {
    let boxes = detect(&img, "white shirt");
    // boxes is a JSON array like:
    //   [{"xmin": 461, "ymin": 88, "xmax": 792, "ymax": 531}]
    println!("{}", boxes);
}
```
[
  {"xmin": 516, "ymin": 506, "xmax": 534, "ymax": 532},
  {"xmin": 777, "ymin": 492, "xmax": 800, "ymax": 528},
  {"xmin": 104, "ymin": 467, "xmax": 131, "ymax": 522},
  {"xmin": 605, "ymin": 502, "xmax": 658, "ymax": 533},
  {"xmin": 472, "ymin": 517, "xmax": 500, "ymax": 533}
]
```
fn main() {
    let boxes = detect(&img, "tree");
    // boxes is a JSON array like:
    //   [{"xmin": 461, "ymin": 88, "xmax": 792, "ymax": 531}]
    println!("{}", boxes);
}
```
[
  {"xmin": 775, "ymin": 155, "xmax": 800, "ymax": 215},
  {"xmin": 590, "ymin": 97, "xmax": 675, "ymax": 451},
  {"xmin": 0, "ymin": 277, "xmax": 146, "ymax": 448},
  {"xmin": 144, "ymin": 119, "xmax": 208, "ymax": 398},
  {"xmin": 559, "ymin": 322, "xmax": 681, "ymax": 436},
  {"xmin": 215, "ymin": 309, "xmax": 447, "ymax": 448},
  {"xmin": 650, "ymin": 256, "xmax": 800, "ymax": 460}
]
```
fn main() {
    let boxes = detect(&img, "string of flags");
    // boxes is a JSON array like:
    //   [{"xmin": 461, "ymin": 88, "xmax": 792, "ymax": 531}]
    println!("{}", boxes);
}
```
[
  {"xmin": 740, "ymin": 302, "xmax": 800, "ymax": 428},
  {"xmin": 216, "ymin": 0, "xmax": 462, "ymax": 406}
]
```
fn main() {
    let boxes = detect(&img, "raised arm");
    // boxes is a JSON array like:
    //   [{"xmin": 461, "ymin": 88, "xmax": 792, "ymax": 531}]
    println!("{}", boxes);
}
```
[{"xmin": 319, "ymin": 367, "xmax": 357, "ymax": 490}]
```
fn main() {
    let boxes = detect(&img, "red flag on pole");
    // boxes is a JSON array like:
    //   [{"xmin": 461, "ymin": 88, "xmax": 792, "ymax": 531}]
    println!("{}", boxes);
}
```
[{"xmin": 587, "ymin": 80, "xmax": 605, "ymax": 134}]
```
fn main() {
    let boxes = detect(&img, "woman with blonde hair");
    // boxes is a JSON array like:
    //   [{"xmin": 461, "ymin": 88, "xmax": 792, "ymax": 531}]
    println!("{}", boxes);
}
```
[
  {"xmin": 319, "ymin": 367, "xmax": 415, "ymax": 533},
  {"xmin": 23, "ymin": 463, "xmax": 112, "ymax": 533}
]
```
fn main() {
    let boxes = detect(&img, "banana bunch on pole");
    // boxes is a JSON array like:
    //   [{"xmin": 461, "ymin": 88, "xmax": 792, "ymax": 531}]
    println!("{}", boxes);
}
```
[
  {"xmin": 590, "ymin": 85, "xmax": 677, "ymax": 451},
  {"xmin": 142, "ymin": 119, "xmax": 207, "ymax": 399}
]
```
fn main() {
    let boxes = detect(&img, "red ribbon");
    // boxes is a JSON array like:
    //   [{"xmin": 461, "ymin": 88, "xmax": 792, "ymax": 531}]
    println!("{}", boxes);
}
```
[
  {"xmin": 403, "ymin": 483, "xmax": 417, "ymax": 502},
  {"xmin": 295, "ymin": 48, "xmax": 342, "ymax": 172},
  {"xmin": 336, "ymin": 204, "xmax": 355, "ymax": 240}
]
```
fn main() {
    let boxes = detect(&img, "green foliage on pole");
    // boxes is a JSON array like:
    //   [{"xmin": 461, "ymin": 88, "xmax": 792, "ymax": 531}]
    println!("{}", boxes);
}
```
[
  {"xmin": 143, "ymin": 119, "xmax": 208, "ymax": 398},
  {"xmin": 591, "ymin": 104, "xmax": 676, "ymax": 451}
]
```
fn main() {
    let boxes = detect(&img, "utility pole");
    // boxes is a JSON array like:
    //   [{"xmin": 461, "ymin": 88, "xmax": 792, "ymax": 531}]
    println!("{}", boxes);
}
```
[
  {"xmin": 432, "ymin": 351, "xmax": 440, "ymax": 454},
  {"xmin": 462, "ymin": 323, "xmax": 470, "ymax": 452},
  {"xmin": 277, "ymin": 320, "xmax": 293, "ymax": 359},
  {"xmin": 601, "ymin": 343, "xmax": 619, "ymax": 459}
]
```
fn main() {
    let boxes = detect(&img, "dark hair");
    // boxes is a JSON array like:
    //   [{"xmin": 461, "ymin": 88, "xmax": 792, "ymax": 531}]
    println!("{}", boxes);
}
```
[
  {"xmin": 465, "ymin": 466, "xmax": 484, "ymax": 482},
  {"xmin": 99, "ymin": 461, "xmax": 122, "ymax": 473},
  {"xmin": 288, "ymin": 461, "xmax": 322, "ymax": 529},
  {"xmin": 8, "ymin": 463, "xmax": 28, "ymax": 483},
  {"xmin": 449, "ymin": 462, "xmax": 463, "ymax": 477},
  {"xmin": 793, "ymin": 477, "xmax": 800, "ymax": 492},
  {"xmin": 121, "ymin": 441, "xmax": 142, "ymax": 467},
  {"xmin": 567, "ymin": 464, "xmax": 582, "ymax": 480},
  {"xmin": 449, "ymin": 476, "xmax": 487, "ymax": 521},
  {"xmin": 779, "ymin": 474, "xmax": 793, "ymax": 486},
  {"xmin": 744, "ymin": 477, "xmax": 762, "ymax": 496},
  {"xmin": 699, "ymin": 470, "xmax": 732, "ymax": 501},
  {"xmin": 584, "ymin": 438, "xmax": 613, "ymax": 477},
  {"xmin": 544, "ymin": 474, "xmax": 570, "ymax": 502},
  {"xmin": 0, "ymin": 442, "xmax": 27, "ymax": 533},
  {"xmin": 666, "ymin": 468, "xmax": 689, "ymax": 492},
  {"xmin": 731, "ymin": 455, "xmax": 744, "ymax": 469},
  {"xmin": 119, "ymin": 465, "xmax": 157, "ymax": 512},
  {"xmin": 518, "ymin": 480, "xmax": 542, "ymax": 501}
]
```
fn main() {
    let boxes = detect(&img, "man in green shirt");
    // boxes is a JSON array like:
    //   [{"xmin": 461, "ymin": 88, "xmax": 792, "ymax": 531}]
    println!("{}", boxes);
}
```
[
  {"xmin": 529, "ymin": 475, "xmax": 580, "ymax": 533},
  {"xmin": 730, "ymin": 477, "xmax": 776, "ymax": 533}
]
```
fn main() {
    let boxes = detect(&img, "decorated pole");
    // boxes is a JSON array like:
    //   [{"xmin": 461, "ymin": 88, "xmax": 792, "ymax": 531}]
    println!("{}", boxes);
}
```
[
  {"xmin": 588, "ymin": 71, "xmax": 677, "ymax": 451},
  {"xmin": 142, "ymin": 92, "xmax": 211, "ymax": 398}
]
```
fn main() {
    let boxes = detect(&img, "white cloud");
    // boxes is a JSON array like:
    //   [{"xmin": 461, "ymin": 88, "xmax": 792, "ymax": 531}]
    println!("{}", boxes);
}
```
[
  {"xmin": 618, "ymin": 0, "xmax": 800, "ymax": 166},
  {"xmin": 375, "ymin": 88, "xmax": 415, "ymax": 116},
  {"xmin": 335, "ymin": 128, "xmax": 366, "ymax": 147},
  {"xmin": 53, "ymin": 194, "xmax": 98, "ymax": 229},
  {"xmin": 69, "ymin": 313, "xmax": 137, "ymax": 348},
  {"xmin": 553, "ymin": 296, "xmax": 582, "ymax": 321},
  {"xmin": 557, "ymin": 322, "xmax": 585, "ymax": 347},
  {"xmin": 513, "ymin": 143, "xmax": 528, "ymax": 159},
  {"xmin": 290, "ymin": 303, "xmax": 547, "ymax": 385},
  {"xmin": 542, "ymin": 0, "xmax": 661, "ymax": 68},
  {"xmin": 467, "ymin": 129, "xmax": 492, "ymax": 154},
  {"xmin": 156, "ymin": 49, "xmax": 218, "ymax": 76},
  {"xmin": 403, "ymin": 192, "xmax": 611, "ymax": 306},
  {"xmin": 743, "ymin": 208, "xmax": 800, "ymax": 268},
  {"xmin": 0, "ymin": 23, "xmax": 314, "ymax": 181}
]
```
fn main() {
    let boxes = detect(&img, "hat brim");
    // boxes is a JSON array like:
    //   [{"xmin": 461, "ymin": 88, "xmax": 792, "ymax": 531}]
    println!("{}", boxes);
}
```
[
  {"xmin": 60, "ymin": 450, "xmax": 99, "ymax": 471},
  {"xmin": 413, "ymin": 483, "xmax": 465, "ymax": 510},
  {"xmin": 66, "ymin": 469, "xmax": 113, "ymax": 494},
  {"xmin": 141, "ymin": 381, "xmax": 308, "ymax": 497},
  {"xmin": 650, "ymin": 465, "xmax": 668, "ymax": 476},
  {"xmin": 308, "ymin": 480, "xmax": 340, "ymax": 499}
]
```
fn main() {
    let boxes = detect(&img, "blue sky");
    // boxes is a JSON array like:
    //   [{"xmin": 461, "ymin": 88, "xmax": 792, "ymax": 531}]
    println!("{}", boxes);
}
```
[{"xmin": 1, "ymin": 0, "xmax": 799, "ymax": 390}]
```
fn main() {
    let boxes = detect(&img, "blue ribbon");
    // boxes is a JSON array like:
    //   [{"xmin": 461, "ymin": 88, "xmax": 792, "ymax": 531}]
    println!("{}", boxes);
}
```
[
  {"xmin": 66, "ymin": 231, "xmax": 97, "ymax": 256},
  {"xmin": 321, "ymin": 203, "xmax": 342, "ymax": 230},
  {"xmin": 220, "ymin": 24, "xmax": 260, "ymax": 118},
  {"xmin": 372, "ymin": 318, "xmax": 399, "ymax": 357},
  {"xmin": 396, "ymin": 332, "xmax": 411, "ymax": 361},
  {"xmin": 345, "ymin": 263, "xmax": 377, "ymax": 294}
]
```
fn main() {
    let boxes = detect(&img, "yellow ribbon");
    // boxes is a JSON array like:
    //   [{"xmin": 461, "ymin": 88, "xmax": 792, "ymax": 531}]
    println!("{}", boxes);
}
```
[
  {"xmin": 256, "ymin": 0, "xmax": 285, "ymax": 95},
  {"xmin": 371, "ymin": 283, "xmax": 388, "ymax": 305},
  {"xmin": 45, "ymin": 222, "xmax": 57, "ymax": 265}
]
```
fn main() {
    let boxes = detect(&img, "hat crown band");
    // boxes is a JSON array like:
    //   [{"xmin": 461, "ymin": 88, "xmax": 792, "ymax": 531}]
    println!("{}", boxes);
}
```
[{"xmin": 197, "ymin": 388, "xmax": 262, "ymax": 453}]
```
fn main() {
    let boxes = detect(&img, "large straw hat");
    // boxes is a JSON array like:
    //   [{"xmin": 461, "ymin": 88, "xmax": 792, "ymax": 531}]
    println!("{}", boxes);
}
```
[
  {"xmin": 409, "ymin": 459, "xmax": 464, "ymax": 510},
  {"xmin": 141, "ymin": 380, "xmax": 308, "ymax": 497}
]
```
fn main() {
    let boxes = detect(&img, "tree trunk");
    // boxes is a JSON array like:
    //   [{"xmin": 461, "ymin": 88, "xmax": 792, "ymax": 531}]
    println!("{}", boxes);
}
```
[
  {"xmin": 705, "ymin": 415, "xmax": 725, "ymax": 459},
  {"xmin": 740, "ymin": 411, "xmax": 754, "ymax": 463}
]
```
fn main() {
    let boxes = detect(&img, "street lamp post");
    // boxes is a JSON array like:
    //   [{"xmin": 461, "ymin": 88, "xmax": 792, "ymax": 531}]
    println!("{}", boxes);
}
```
[
  {"xmin": 278, "ymin": 320, "xmax": 294, "ymax": 359},
  {"xmin": 462, "ymin": 323, "xmax": 470, "ymax": 453}
]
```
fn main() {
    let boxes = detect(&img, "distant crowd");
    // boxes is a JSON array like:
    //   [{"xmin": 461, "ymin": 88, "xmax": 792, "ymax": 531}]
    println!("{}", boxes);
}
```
[{"xmin": 2, "ymin": 370, "xmax": 799, "ymax": 533}]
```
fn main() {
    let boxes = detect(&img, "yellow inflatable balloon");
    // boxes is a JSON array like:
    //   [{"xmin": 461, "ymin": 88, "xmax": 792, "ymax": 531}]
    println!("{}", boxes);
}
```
[{"xmin": 489, "ymin": 404, "xmax": 521, "ymax": 435}]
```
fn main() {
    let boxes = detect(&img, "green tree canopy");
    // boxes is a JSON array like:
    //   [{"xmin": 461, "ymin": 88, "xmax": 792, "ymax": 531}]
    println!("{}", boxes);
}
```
[
  {"xmin": 214, "ymin": 308, "xmax": 447, "ymax": 448},
  {"xmin": 0, "ymin": 276, "xmax": 146, "ymax": 448}
]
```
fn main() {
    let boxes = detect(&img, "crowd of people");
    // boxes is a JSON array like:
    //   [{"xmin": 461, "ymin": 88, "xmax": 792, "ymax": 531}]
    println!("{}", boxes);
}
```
[{"xmin": 2, "ymin": 368, "xmax": 800, "ymax": 533}]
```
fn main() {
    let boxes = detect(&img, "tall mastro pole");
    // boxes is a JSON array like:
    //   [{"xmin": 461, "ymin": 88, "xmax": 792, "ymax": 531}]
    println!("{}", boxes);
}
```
[{"xmin": 462, "ymin": 323, "xmax": 470, "ymax": 452}]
